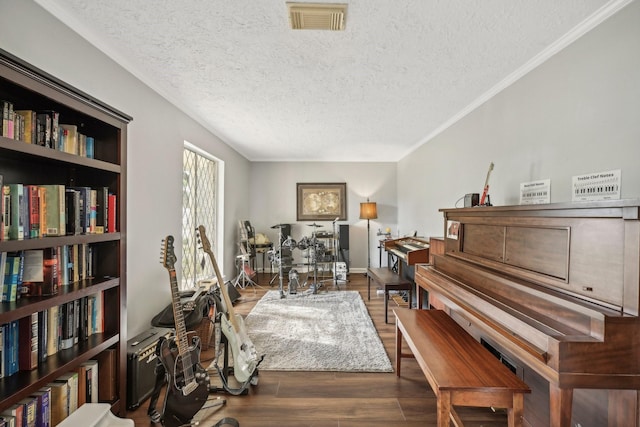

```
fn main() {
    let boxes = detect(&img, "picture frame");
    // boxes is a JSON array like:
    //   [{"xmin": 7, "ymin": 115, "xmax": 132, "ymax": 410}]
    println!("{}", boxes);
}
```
[{"xmin": 296, "ymin": 183, "xmax": 347, "ymax": 221}]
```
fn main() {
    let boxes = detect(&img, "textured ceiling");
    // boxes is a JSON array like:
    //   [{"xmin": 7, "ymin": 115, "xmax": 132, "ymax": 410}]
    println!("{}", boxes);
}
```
[{"xmin": 37, "ymin": 0, "xmax": 612, "ymax": 161}]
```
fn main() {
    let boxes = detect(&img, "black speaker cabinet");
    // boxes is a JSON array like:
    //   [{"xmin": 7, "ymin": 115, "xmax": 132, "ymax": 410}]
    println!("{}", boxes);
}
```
[
  {"xmin": 339, "ymin": 224, "xmax": 349, "ymax": 249},
  {"xmin": 126, "ymin": 327, "xmax": 173, "ymax": 409}
]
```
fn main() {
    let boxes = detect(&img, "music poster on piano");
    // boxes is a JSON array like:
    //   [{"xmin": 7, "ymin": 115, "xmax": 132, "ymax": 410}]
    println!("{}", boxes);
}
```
[
  {"xmin": 446, "ymin": 220, "xmax": 460, "ymax": 240},
  {"xmin": 572, "ymin": 169, "xmax": 621, "ymax": 202},
  {"xmin": 519, "ymin": 179, "xmax": 550, "ymax": 205}
]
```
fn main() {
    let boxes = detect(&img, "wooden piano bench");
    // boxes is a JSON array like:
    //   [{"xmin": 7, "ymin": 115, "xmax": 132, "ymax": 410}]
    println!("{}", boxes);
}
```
[
  {"xmin": 367, "ymin": 267, "xmax": 413, "ymax": 323},
  {"xmin": 394, "ymin": 308, "xmax": 531, "ymax": 427}
]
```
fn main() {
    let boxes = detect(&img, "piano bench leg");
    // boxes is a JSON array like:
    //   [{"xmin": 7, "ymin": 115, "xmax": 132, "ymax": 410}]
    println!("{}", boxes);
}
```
[{"xmin": 384, "ymin": 289, "xmax": 389, "ymax": 323}]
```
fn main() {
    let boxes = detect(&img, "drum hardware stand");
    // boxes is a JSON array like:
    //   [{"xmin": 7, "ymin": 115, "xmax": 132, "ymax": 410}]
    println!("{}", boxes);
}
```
[
  {"xmin": 306, "ymin": 223, "xmax": 323, "ymax": 294},
  {"xmin": 331, "ymin": 217, "xmax": 342, "ymax": 289},
  {"xmin": 232, "ymin": 253, "xmax": 260, "ymax": 291},
  {"xmin": 269, "ymin": 224, "xmax": 288, "ymax": 298}
]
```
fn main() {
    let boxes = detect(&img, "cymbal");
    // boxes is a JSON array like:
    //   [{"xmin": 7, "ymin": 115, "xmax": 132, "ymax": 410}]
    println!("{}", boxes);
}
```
[
  {"xmin": 271, "ymin": 223, "xmax": 288, "ymax": 229},
  {"xmin": 308, "ymin": 223, "xmax": 323, "ymax": 228}
]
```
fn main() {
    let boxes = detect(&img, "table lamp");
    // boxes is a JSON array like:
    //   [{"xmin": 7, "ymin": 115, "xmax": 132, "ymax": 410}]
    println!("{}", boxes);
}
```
[{"xmin": 360, "ymin": 199, "xmax": 378, "ymax": 270}]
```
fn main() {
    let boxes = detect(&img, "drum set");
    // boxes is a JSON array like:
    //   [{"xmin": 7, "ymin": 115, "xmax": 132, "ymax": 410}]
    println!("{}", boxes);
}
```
[{"xmin": 268, "ymin": 223, "xmax": 333, "ymax": 298}]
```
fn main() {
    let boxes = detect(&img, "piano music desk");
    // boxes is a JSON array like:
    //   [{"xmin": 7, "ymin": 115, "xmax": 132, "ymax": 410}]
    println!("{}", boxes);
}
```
[
  {"xmin": 394, "ymin": 308, "xmax": 530, "ymax": 427},
  {"xmin": 367, "ymin": 267, "xmax": 412, "ymax": 323}
]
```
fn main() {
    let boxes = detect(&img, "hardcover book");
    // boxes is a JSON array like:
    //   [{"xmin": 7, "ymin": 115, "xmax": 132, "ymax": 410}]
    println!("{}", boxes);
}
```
[
  {"xmin": 14, "ymin": 110, "xmax": 36, "ymax": 144},
  {"xmin": 0, "ymin": 174, "xmax": 4, "ymax": 241},
  {"xmin": 107, "ymin": 194, "xmax": 116, "ymax": 233},
  {"xmin": 96, "ymin": 348, "xmax": 117, "ymax": 401},
  {"xmin": 37, "ymin": 310, "xmax": 48, "ymax": 364},
  {"xmin": 0, "ymin": 403, "xmax": 22, "ymax": 427},
  {"xmin": 46, "ymin": 381, "xmax": 67, "ymax": 426},
  {"xmin": 35, "ymin": 113, "xmax": 51, "ymax": 148},
  {"xmin": 94, "ymin": 187, "xmax": 109, "ymax": 234},
  {"xmin": 29, "ymin": 385, "xmax": 51, "ymax": 427},
  {"xmin": 40, "ymin": 185, "xmax": 65, "ymax": 237},
  {"xmin": 80, "ymin": 359, "xmax": 99, "ymax": 403},
  {"xmin": 25, "ymin": 185, "xmax": 40, "ymax": 239},
  {"xmin": 64, "ymin": 189, "xmax": 80, "ymax": 235},
  {"xmin": 54, "ymin": 372, "xmax": 78, "ymax": 415},
  {"xmin": 59, "ymin": 124, "xmax": 77, "ymax": 155},
  {"xmin": 46, "ymin": 305, "xmax": 59, "ymax": 357},
  {"xmin": 17, "ymin": 397, "xmax": 36, "ymax": 427},
  {"xmin": 18, "ymin": 312, "xmax": 38, "ymax": 371},
  {"xmin": 5, "ymin": 184, "xmax": 24, "ymax": 241},
  {"xmin": 3, "ymin": 254, "xmax": 20, "ymax": 302}
]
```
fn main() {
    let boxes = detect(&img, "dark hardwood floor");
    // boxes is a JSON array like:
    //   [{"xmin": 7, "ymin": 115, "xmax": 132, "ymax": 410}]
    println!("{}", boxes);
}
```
[{"xmin": 125, "ymin": 272, "xmax": 507, "ymax": 426}]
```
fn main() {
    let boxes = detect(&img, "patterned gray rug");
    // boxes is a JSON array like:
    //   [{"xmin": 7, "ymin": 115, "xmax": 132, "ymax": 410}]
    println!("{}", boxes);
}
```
[{"xmin": 245, "ymin": 290, "xmax": 393, "ymax": 372}]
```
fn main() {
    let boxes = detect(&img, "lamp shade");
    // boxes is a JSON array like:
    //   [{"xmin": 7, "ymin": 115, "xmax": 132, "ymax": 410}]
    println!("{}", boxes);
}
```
[{"xmin": 359, "ymin": 201, "xmax": 378, "ymax": 220}]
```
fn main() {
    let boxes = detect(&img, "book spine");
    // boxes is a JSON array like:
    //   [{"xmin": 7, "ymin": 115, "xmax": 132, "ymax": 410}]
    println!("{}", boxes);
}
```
[
  {"xmin": 46, "ymin": 306, "xmax": 58, "ymax": 357},
  {"xmin": 26, "ymin": 185, "xmax": 40, "ymax": 239},
  {"xmin": 107, "ymin": 194, "xmax": 116, "ymax": 233},
  {"xmin": 35, "ymin": 113, "xmax": 51, "ymax": 147},
  {"xmin": 0, "ymin": 174, "xmax": 4, "ymax": 241},
  {"xmin": 37, "ymin": 310, "xmax": 48, "ymax": 364},
  {"xmin": 7, "ymin": 184, "xmax": 24, "ymax": 240}
]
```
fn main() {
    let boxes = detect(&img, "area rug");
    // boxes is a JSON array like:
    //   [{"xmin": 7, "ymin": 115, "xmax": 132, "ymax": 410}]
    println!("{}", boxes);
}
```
[{"xmin": 244, "ymin": 290, "xmax": 393, "ymax": 372}]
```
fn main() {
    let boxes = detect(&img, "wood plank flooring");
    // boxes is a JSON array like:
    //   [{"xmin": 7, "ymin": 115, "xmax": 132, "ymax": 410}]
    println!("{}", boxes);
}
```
[{"xmin": 125, "ymin": 273, "xmax": 507, "ymax": 426}]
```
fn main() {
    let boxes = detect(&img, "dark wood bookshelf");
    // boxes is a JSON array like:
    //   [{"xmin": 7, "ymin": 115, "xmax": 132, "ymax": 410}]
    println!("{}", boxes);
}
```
[{"xmin": 0, "ymin": 48, "xmax": 130, "ymax": 416}]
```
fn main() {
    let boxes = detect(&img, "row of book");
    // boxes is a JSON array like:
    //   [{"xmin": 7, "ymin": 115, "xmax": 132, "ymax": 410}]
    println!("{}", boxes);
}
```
[
  {"xmin": 1, "ymin": 244, "xmax": 96, "ymax": 302},
  {"xmin": 1, "ymin": 293, "xmax": 104, "ymax": 379},
  {"xmin": 1, "ymin": 179, "xmax": 117, "ymax": 241},
  {"xmin": 0, "ymin": 348, "xmax": 116, "ymax": 426},
  {"xmin": 1, "ymin": 101, "xmax": 95, "ymax": 158}
]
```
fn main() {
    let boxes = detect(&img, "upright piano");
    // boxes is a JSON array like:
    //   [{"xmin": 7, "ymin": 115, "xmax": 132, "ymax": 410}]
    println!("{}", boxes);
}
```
[
  {"xmin": 415, "ymin": 201, "xmax": 640, "ymax": 427},
  {"xmin": 383, "ymin": 237, "xmax": 429, "ymax": 275}
]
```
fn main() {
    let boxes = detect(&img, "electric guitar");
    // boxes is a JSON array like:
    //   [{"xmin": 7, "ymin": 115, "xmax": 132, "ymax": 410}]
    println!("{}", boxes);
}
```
[
  {"xmin": 197, "ymin": 225, "xmax": 260, "ymax": 384},
  {"xmin": 480, "ymin": 162, "xmax": 494, "ymax": 206},
  {"xmin": 159, "ymin": 235, "xmax": 210, "ymax": 427}
]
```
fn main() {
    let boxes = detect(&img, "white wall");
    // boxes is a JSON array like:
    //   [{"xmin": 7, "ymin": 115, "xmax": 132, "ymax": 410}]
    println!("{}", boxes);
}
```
[
  {"xmin": 3, "ymin": 0, "xmax": 639, "ymax": 337},
  {"xmin": 398, "ymin": 0, "xmax": 640, "ymax": 238},
  {"xmin": 0, "ymin": 0, "xmax": 252, "ymax": 337},
  {"xmin": 249, "ymin": 162, "xmax": 397, "ymax": 271}
]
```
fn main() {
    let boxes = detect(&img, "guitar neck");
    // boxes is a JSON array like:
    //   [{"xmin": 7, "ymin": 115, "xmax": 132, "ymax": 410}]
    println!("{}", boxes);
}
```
[
  {"xmin": 207, "ymin": 249, "xmax": 240, "ymax": 331},
  {"xmin": 480, "ymin": 162, "xmax": 494, "ymax": 205},
  {"xmin": 168, "ymin": 268, "xmax": 191, "ymax": 356},
  {"xmin": 197, "ymin": 225, "xmax": 240, "ymax": 330}
]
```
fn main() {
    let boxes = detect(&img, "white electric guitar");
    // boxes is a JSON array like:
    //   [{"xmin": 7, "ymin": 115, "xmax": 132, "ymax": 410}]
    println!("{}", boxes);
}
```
[{"xmin": 197, "ymin": 225, "xmax": 260, "ymax": 383}]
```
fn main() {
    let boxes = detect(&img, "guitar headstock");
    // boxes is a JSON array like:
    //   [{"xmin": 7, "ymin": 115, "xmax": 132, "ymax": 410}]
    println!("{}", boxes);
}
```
[
  {"xmin": 197, "ymin": 225, "xmax": 213, "ymax": 255},
  {"xmin": 160, "ymin": 235, "xmax": 177, "ymax": 270}
]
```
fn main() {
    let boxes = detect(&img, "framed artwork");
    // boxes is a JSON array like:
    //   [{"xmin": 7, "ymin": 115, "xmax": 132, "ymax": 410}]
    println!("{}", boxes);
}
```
[{"xmin": 296, "ymin": 183, "xmax": 347, "ymax": 221}]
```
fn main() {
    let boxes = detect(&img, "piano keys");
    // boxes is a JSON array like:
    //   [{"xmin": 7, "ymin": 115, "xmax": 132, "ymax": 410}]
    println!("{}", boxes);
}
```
[
  {"xmin": 415, "ymin": 200, "xmax": 640, "ymax": 427},
  {"xmin": 383, "ymin": 237, "xmax": 429, "ymax": 275}
]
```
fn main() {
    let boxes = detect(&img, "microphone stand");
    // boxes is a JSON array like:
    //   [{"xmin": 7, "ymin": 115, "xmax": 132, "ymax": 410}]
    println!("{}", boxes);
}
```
[{"xmin": 332, "ymin": 217, "xmax": 339, "ymax": 289}]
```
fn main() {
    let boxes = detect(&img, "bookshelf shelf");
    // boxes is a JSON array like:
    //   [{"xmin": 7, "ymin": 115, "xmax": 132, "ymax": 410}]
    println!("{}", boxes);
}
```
[
  {"xmin": 0, "ymin": 47, "xmax": 130, "ymax": 418},
  {"xmin": 0, "ymin": 137, "xmax": 121, "ymax": 173},
  {"xmin": 0, "ymin": 332, "xmax": 119, "ymax": 409}
]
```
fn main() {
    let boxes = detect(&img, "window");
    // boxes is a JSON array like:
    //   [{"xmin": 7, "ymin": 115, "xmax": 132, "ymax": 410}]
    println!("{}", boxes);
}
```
[{"xmin": 182, "ymin": 142, "xmax": 221, "ymax": 289}]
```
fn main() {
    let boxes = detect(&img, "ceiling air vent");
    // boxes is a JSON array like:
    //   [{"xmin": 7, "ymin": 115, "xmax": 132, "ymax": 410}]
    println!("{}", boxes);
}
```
[{"xmin": 287, "ymin": 2, "xmax": 347, "ymax": 31}]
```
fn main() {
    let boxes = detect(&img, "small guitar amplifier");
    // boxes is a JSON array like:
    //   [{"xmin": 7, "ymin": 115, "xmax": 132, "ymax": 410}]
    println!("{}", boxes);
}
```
[
  {"xmin": 126, "ymin": 327, "xmax": 173, "ymax": 409},
  {"xmin": 464, "ymin": 193, "xmax": 480, "ymax": 207}
]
